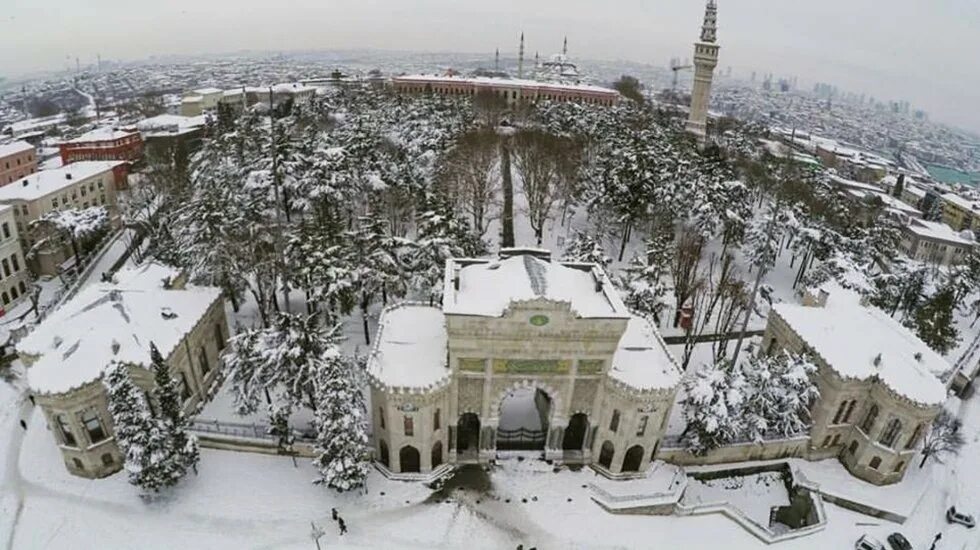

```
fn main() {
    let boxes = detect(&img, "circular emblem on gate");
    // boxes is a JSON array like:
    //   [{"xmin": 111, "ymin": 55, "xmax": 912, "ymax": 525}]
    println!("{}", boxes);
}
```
[{"xmin": 529, "ymin": 315, "xmax": 550, "ymax": 327}]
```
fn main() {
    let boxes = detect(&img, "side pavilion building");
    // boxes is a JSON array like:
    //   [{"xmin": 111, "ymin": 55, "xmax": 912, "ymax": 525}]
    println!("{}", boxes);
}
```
[{"xmin": 368, "ymin": 249, "xmax": 682, "ymax": 477}]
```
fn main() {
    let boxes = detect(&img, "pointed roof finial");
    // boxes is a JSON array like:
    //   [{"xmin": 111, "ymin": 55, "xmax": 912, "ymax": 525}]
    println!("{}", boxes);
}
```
[
  {"xmin": 563, "ymin": 36, "xmax": 568, "ymax": 56},
  {"xmin": 700, "ymin": 0, "xmax": 718, "ymax": 43},
  {"xmin": 518, "ymin": 32, "xmax": 525, "ymax": 78},
  {"xmin": 495, "ymin": 48, "xmax": 500, "ymax": 71}
]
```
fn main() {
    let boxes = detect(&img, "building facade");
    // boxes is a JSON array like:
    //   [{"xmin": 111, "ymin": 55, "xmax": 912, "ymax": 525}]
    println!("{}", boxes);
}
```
[
  {"xmin": 0, "ymin": 141, "xmax": 38, "ymax": 186},
  {"xmin": 0, "ymin": 205, "xmax": 30, "ymax": 313},
  {"xmin": 59, "ymin": 128, "xmax": 143, "ymax": 166},
  {"xmin": 391, "ymin": 75, "xmax": 620, "ymax": 107},
  {"xmin": 20, "ymin": 263, "xmax": 228, "ymax": 478},
  {"xmin": 0, "ymin": 161, "xmax": 125, "ymax": 276},
  {"xmin": 940, "ymin": 193, "xmax": 980, "ymax": 232},
  {"xmin": 368, "ymin": 250, "xmax": 681, "ymax": 478},
  {"xmin": 900, "ymin": 219, "xmax": 974, "ymax": 266},
  {"xmin": 762, "ymin": 290, "xmax": 946, "ymax": 485},
  {"xmin": 685, "ymin": 1, "xmax": 720, "ymax": 139}
]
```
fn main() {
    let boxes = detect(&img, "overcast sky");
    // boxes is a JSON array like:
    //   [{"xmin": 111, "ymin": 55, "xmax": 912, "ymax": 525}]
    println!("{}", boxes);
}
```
[{"xmin": 2, "ymin": 0, "xmax": 979, "ymax": 131}]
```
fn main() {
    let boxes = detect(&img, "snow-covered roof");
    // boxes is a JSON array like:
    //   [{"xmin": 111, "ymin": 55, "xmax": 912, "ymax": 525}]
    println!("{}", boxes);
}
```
[
  {"xmin": 829, "ymin": 174, "xmax": 883, "ymax": 193},
  {"xmin": 272, "ymin": 82, "xmax": 317, "ymax": 94},
  {"xmin": 366, "ymin": 304, "xmax": 448, "ymax": 390},
  {"xmin": 62, "ymin": 127, "xmax": 137, "ymax": 144},
  {"xmin": 772, "ymin": 295, "xmax": 948, "ymax": 406},
  {"xmin": 192, "ymin": 87, "xmax": 223, "ymax": 96},
  {"xmin": 904, "ymin": 219, "xmax": 974, "ymax": 246},
  {"xmin": 136, "ymin": 114, "xmax": 207, "ymax": 132},
  {"xmin": 0, "ymin": 141, "xmax": 34, "ymax": 158},
  {"xmin": 0, "ymin": 161, "xmax": 123, "ymax": 202},
  {"xmin": 608, "ymin": 317, "xmax": 682, "ymax": 391},
  {"xmin": 21, "ymin": 262, "xmax": 222, "ymax": 395},
  {"xmin": 941, "ymin": 193, "xmax": 980, "ymax": 213},
  {"xmin": 443, "ymin": 254, "xmax": 630, "ymax": 319},
  {"xmin": 393, "ymin": 74, "xmax": 619, "ymax": 96}
]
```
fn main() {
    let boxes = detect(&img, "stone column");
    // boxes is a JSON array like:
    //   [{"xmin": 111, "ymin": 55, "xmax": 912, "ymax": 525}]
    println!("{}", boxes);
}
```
[
  {"xmin": 545, "ymin": 423, "xmax": 565, "ymax": 460},
  {"xmin": 479, "ymin": 423, "xmax": 497, "ymax": 463}
]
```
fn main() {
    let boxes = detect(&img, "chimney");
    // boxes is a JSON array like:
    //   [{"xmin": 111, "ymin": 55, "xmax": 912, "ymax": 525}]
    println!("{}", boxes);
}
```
[
  {"xmin": 802, "ymin": 287, "xmax": 829, "ymax": 308},
  {"xmin": 65, "ymin": 173, "xmax": 72, "ymax": 180}
]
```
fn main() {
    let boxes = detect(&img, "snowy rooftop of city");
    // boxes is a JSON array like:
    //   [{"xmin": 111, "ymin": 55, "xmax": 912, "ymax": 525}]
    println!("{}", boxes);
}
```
[
  {"xmin": 608, "ymin": 317, "xmax": 682, "ymax": 391},
  {"xmin": 366, "ymin": 304, "xmax": 448, "ymax": 389},
  {"xmin": 63, "ymin": 127, "xmax": 138, "ymax": 143},
  {"xmin": 0, "ymin": 140, "xmax": 34, "ymax": 158},
  {"xmin": 20, "ymin": 262, "xmax": 222, "ymax": 395},
  {"xmin": 192, "ymin": 87, "xmax": 223, "ymax": 95},
  {"xmin": 393, "ymin": 74, "xmax": 620, "ymax": 95},
  {"xmin": 905, "ymin": 219, "xmax": 975, "ymax": 245},
  {"xmin": 773, "ymin": 290, "xmax": 948, "ymax": 405},
  {"xmin": 443, "ymin": 253, "xmax": 630, "ymax": 318},
  {"xmin": 0, "ymin": 160, "xmax": 122, "ymax": 201}
]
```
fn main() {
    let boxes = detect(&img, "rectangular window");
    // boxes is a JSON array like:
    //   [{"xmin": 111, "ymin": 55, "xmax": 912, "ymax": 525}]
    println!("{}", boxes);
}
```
[
  {"xmin": 81, "ymin": 186, "xmax": 87, "ymax": 196},
  {"xmin": 404, "ymin": 416, "xmax": 414, "ymax": 437},
  {"xmin": 1, "ymin": 223, "xmax": 9, "ymax": 239},
  {"xmin": 434, "ymin": 409, "xmax": 441, "ymax": 431},
  {"xmin": 178, "ymin": 372, "xmax": 192, "ymax": 401},
  {"xmin": 2, "ymin": 259, "xmax": 10, "ymax": 277},
  {"xmin": 215, "ymin": 324, "xmax": 225, "ymax": 351},
  {"xmin": 11, "ymin": 254, "xmax": 19, "ymax": 272},
  {"xmin": 56, "ymin": 415, "xmax": 77, "ymax": 447},
  {"xmin": 81, "ymin": 411, "xmax": 108, "ymax": 444},
  {"xmin": 636, "ymin": 416, "xmax": 649, "ymax": 437},
  {"xmin": 379, "ymin": 408, "xmax": 385, "ymax": 430},
  {"xmin": 610, "ymin": 410, "xmax": 620, "ymax": 433},
  {"xmin": 199, "ymin": 348, "xmax": 210, "ymax": 375}
]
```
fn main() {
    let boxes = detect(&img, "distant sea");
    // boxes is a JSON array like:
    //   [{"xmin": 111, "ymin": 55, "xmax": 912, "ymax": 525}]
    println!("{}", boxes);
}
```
[{"xmin": 925, "ymin": 164, "xmax": 980, "ymax": 186}]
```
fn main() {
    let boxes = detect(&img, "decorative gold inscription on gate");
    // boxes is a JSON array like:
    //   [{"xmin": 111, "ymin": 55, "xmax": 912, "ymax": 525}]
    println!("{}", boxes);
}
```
[{"xmin": 492, "ymin": 359, "xmax": 571, "ymax": 374}]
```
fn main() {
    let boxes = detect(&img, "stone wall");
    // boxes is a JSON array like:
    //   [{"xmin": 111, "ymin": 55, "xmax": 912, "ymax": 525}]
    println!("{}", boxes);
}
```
[{"xmin": 657, "ymin": 436, "xmax": 810, "ymax": 467}]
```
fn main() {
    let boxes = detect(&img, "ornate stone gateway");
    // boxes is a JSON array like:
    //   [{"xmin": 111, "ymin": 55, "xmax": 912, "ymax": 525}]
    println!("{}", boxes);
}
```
[{"xmin": 367, "ymin": 250, "xmax": 682, "ymax": 478}]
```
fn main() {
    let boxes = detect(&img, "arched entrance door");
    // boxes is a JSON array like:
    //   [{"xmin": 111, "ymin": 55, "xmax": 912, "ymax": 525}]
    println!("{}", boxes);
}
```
[
  {"xmin": 378, "ymin": 439, "xmax": 390, "ymax": 468},
  {"xmin": 431, "ymin": 441, "xmax": 443, "ymax": 468},
  {"xmin": 598, "ymin": 441, "xmax": 615, "ymax": 469},
  {"xmin": 400, "ymin": 445, "xmax": 420, "ymax": 473},
  {"xmin": 457, "ymin": 413, "xmax": 481, "ymax": 459},
  {"xmin": 562, "ymin": 413, "xmax": 588, "ymax": 451},
  {"xmin": 622, "ymin": 445, "xmax": 644, "ymax": 473},
  {"xmin": 497, "ymin": 387, "xmax": 551, "ymax": 451}
]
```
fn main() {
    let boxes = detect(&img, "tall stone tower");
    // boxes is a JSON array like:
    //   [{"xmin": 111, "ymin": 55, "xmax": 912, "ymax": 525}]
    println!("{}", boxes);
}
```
[
  {"xmin": 518, "ymin": 32, "xmax": 526, "ymax": 78},
  {"xmin": 685, "ymin": 0, "xmax": 720, "ymax": 139}
]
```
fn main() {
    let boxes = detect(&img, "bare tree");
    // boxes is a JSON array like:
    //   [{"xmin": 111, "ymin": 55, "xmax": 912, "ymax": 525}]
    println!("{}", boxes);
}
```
[
  {"xmin": 919, "ymin": 410, "xmax": 965, "ymax": 468},
  {"xmin": 444, "ymin": 129, "xmax": 500, "ymax": 238},
  {"xmin": 678, "ymin": 250, "xmax": 749, "ymax": 370},
  {"xmin": 512, "ymin": 129, "xmax": 577, "ymax": 246},
  {"xmin": 670, "ymin": 227, "xmax": 705, "ymax": 327}
]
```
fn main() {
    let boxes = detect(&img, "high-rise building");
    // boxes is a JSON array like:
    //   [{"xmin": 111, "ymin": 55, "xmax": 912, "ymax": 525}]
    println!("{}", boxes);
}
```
[{"xmin": 685, "ymin": 1, "xmax": 720, "ymax": 139}]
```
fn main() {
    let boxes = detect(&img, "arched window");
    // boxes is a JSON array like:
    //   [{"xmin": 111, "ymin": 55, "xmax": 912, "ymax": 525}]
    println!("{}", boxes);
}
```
[
  {"xmin": 869, "ymin": 456, "xmax": 881, "ymax": 470},
  {"xmin": 403, "ymin": 415, "xmax": 414, "ymax": 437},
  {"xmin": 879, "ymin": 418, "xmax": 903, "ymax": 448},
  {"xmin": 431, "ymin": 441, "xmax": 443, "ymax": 468},
  {"xmin": 562, "ymin": 413, "xmax": 588, "ymax": 451},
  {"xmin": 893, "ymin": 461, "xmax": 905, "ymax": 473},
  {"xmin": 101, "ymin": 453, "xmax": 114, "ymax": 467},
  {"xmin": 434, "ymin": 408, "xmax": 440, "ymax": 431},
  {"xmin": 848, "ymin": 440, "xmax": 859, "ymax": 455},
  {"xmin": 378, "ymin": 407, "xmax": 385, "ymax": 430},
  {"xmin": 905, "ymin": 423, "xmax": 926, "ymax": 449},
  {"xmin": 842, "ymin": 400, "xmax": 858, "ymax": 423},
  {"xmin": 622, "ymin": 445, "xmax": 644, "ymax": 472},
  {"xmin": 860, "ymin": 404, "xmax": 878, "ymax": 433},
  {"xmin": 832, "ymin": 401, "xmax": 848, "ymax": 424},
  {"xmin": 378, "ymin": 439, "xmax": 389, "ymax": 467},
  {"xmin": 598, "ymin": 441, "xmax": 615, "ymax": 469},
  {"xmin": 399, "ymin": 445, "xmax": 420, "ymax": 473}
]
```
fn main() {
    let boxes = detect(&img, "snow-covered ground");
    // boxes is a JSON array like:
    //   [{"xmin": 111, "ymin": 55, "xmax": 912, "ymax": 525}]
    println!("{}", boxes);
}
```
[{"xmin": 683, "ymin": 471, "xmax": 789, "ymax": 527}]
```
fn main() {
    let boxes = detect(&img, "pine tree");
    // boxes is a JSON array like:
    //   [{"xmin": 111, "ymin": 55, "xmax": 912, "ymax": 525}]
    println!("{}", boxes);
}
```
[
  {"xmin": 104, "ymin": 363, "xmax": 178, "ymax": 492},
  {"xmin": 740, "ymin": 352, "xmax": 819, "ymax": 441},
  {"xmin": 680, "ymin": 361, "xmax": 747, "ymax": 454},
  {"xmin": 909, "ymin": 286, "xmax": 960, "ymax": 354},
  {"xmin": 312, "ymin": 353, "xmax": 370, "ymax": 492},
  {"xmin": 562, "ymin": 231, "xmax": 611, "ymax": 269},
  {"xmin": 619, "ymin": 235, "xmax": 672, "ymax": 325},
  {"xmin": 150, "ymin": 343, "xmax": 200, "ymax": 479}
]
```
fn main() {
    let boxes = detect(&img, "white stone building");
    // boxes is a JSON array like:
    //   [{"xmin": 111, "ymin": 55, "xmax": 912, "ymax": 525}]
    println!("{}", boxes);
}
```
[
  {"xmin": 900, "ymin": 219, "xmax": 974, "ymax": 266},
  {"xmin": 368, "ymin": 250, "xmax": 682, "ymax": 478},
  {"xmin": 0, "ymin": 205, "xmax": 30, "ymax": 312},
  {"xmin": 20, "ymin": 262, "xmax": 228, "ymax": 478}
]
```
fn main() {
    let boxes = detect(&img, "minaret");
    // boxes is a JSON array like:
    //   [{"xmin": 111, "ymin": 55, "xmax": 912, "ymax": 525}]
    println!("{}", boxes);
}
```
[
  {"xmin": 685, "ymin": 0, "xmax": 720, "ymax": 140},
  {"xmin": 518, "ymin": 32, "xmax": 525, "ymax": 78},
  {"xmin": 495, "ymin": 48, "xmax": 500, "ymax": 72},
  {"xmin": 562, "ymin": 36, "xmax": 568, "ymax": 57}
]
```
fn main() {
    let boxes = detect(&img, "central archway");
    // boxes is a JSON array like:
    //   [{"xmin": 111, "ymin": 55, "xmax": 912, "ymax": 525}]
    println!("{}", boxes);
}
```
[
  {"xmin": 457, "ymin": 413, "xmax": 481, "ymax": 460},
  {"xmin": 562, "ymin": 413, "xmax": 589, "ymax": 451},
  {"xmin": 497, "ymin": 387, "xmax": 551, "ymax": 451}
]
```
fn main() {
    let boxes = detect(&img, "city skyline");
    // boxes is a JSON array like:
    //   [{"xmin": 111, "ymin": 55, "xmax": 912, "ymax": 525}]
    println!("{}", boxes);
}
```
[{"xmin": 1, "ymin": 0, "xmax": 979, "ymax": 131}]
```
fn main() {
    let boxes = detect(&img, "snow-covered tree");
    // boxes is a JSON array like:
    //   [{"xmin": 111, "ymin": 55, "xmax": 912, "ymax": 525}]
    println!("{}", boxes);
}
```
[
  {"xmin": 680, "ymin": 360, "xmax": 747, "ymax": 455},
  {"xmin": 150, "ymin": 343, "xmax": 199, "ymax": 478},
  {"xmin": 407, "ymin": 202, "xmax": 482, "ymax": 304},
  {"xmin": 104, "ymin": 363, "xmax": 176, "ymax": 492},
  {"xmin": 29, "ymin": 206, "xmax": 109, "ymax": 269},
  {"xmin": 312, "ymin": 353, "xmax": 370, "ymax": 491},
  {"xmin": 224, "ymin": 313, "xmax": 344, "ymax": 415},
  {"xmin": 908, "ymin": 286, "xmax": 960, "ymax": 354},
  {"xmin": 740, "ymin": 352, "xmax": 819, "ymax": 442},
  {"xmin": 619, "ymin": 234, "xmax": 672, "ymax": 325},
  {"xmin": 562, "ymin": 231, "xmax": 611, "ymax": 269}
]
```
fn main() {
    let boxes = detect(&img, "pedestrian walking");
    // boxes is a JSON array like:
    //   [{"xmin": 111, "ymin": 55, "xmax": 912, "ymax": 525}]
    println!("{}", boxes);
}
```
[
  {"xmin": 331, "ymin": 508, "xmax": 338, "ymax": 521},
  {"xmin": 19, "ymin": 419, "xmax": 27, "ymax": 430},
  {"xmin": 338, "ymin": 518, "xmax": 347, "ymax": 536}
]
